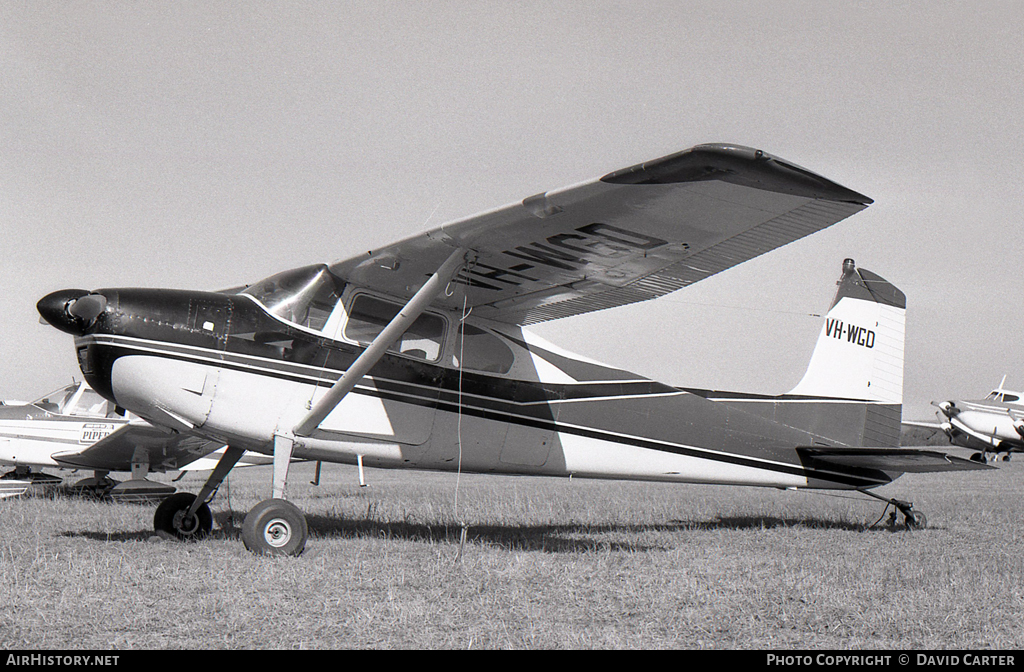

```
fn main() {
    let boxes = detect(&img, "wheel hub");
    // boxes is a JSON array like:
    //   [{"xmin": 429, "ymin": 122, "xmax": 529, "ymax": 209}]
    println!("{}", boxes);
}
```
[
  {"xmin": 263, "ymin": 518, "xmax": 292, "ymax": 547},
  {"xmin": 172, "ymin": 510, "xmax": 201, "ymax": 535}
]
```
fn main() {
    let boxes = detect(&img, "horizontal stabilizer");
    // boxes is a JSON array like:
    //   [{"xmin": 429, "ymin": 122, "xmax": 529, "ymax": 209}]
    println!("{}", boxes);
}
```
[{"xmin": 797, "ymin": 447, "xmax": 991, "ymax": 473}]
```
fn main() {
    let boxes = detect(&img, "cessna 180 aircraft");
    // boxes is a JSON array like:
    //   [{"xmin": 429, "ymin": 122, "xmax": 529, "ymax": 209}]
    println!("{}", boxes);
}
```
[
  {"xmin": 37, "ymin": 143, "xmax": 988, "ymax": 555},
  {"xmin": 0, "ymin": 380, "xmax": 228, "ymax": 499},
  {"xmin": 909, "ymin": 378, "xmax": 1024, "ymax": 463}
]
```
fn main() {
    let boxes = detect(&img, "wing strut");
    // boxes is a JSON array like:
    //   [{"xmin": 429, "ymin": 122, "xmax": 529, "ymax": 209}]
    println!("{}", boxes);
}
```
[
  {"xmin": 270, "ymin": 247, "xmax": 470, "ymax": 499},
  {"xmin": 293, "ymin": 246, "xmax": 471, "ymax": 437}
]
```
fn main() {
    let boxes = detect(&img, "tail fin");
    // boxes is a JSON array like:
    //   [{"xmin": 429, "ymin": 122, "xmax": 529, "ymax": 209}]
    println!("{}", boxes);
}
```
[
  {"xmin": 787, "ymin": 259, "xmax": 906, "ymax": 446},
  {"xmin": 790, "ymin": 259, "xmax": 905, "ymax": 402}
]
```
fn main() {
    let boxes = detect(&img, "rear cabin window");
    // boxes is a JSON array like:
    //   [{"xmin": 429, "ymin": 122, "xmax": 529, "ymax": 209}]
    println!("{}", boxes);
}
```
[
  {"xmin": 344, "ymin": 295, "xmax": 445, "ymax": 361},
  {"xmin": 452, "ymin": 324, "xmax": 515, "ymax": 374}
]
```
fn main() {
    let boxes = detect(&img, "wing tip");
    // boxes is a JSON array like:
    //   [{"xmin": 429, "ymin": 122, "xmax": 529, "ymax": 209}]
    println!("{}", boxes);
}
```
[{"xmin": 601, "ymin": 143, "xmax": 873, "ymax": 205}]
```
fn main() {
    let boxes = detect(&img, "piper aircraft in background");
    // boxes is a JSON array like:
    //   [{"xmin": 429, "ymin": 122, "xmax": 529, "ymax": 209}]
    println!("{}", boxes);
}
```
[
  {"xmin": 0, "ymin": 380, "xmax": 226, "ymax": 499},
  {"xmin": 907, "ymin": 378, "xmax": 1024, "ymax": 463},
  {"xmin": 37, "ymin": 143, "xmax": 989, "ymax": 555}
]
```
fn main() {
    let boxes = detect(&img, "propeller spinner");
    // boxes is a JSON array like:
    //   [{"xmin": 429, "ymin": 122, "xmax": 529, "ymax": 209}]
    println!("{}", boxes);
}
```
[{"xmin": 37, "ymin": 289, "xmax": 107, "ymax": 336}]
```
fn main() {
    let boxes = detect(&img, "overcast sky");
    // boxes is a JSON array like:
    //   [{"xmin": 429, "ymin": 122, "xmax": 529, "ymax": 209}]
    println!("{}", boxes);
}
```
[{"xmin": 3, "ymin": 1, "xmax": 1023, "ymax": 421}]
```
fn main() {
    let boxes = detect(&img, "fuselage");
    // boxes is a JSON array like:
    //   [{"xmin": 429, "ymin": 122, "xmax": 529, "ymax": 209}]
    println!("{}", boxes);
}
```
[
  {"xmin": 37, "ymin": 269, "xmax": 899, "ymax": 491},
  {"xmin": 939, "ymin": 390, "xmax": 1024, "ymax": 452},
  {"xmin": 0, "ymin": 382, "xmax": 123, "ymax": 470}
]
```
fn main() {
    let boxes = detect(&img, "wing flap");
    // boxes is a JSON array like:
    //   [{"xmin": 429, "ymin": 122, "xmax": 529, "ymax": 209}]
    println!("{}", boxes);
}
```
[{"xmin": 504, "ymin": 199, "xmax": 865, "ymax": 324}]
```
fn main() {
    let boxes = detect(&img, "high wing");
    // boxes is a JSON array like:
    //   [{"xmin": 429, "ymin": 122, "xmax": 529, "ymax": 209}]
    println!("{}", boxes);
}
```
[
  {"xmin": 51, "ymin": 423, "xmax": 223, "ymax": 472},
  {"xmin": 329, "ymin": 143, "xmax": 871, "ymax": 325}
]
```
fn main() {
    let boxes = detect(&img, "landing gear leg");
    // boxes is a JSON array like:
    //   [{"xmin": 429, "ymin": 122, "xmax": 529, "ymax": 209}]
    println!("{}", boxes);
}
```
[{"xmin": 860, "ymin": 489, "xmax": 928, "ymax": 529}]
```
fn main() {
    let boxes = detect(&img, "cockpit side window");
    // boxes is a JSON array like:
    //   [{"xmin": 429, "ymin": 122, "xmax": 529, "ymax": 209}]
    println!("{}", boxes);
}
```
[
  {"xmin": 344, "ymin": 294, "xmax": 445, "ymax": 361},
  {"xmin": 1003, "ymin": 394, "xmax": 1019, "ymax": 403},
  {"xmin": 242, "ymin": 264, "xmax": 344, "ymax": 333},
  {"xmin": 452, "ymin": 324, "xmax": 515, "ymax": 374}
]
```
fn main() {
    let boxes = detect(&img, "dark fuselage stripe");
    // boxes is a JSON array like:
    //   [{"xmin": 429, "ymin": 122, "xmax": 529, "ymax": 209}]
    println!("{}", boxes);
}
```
[{"xmin": 81, "ymin": 335, "xmax": 887, "ymax": 487}]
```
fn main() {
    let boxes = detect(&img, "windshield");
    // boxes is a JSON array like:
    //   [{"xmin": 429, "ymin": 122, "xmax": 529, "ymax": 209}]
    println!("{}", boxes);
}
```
[
  {"xmin": 242, "ymin": 264, "xmax": 344, "ymax": 332},
  {"xmin": 31, "ymin": 384, "xmax": 78, "ymax": 413}
]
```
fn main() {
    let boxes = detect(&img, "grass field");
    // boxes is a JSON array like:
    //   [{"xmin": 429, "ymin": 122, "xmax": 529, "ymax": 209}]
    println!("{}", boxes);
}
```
[{"xmin": 1, "ymin": 457, "xmax": 1022, "ymax": 650}]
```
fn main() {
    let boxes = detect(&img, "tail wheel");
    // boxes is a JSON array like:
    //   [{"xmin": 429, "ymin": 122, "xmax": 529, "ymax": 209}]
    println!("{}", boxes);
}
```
[
  {"xmin": 906, "ymin": 510, "xmax": 928, "ymax": 529},
  {"xmin": 242, "ymin": 498, "xmax": 308, "ymax": 557},
  {"xmin": 154, "ymin": 492, "xmax": 213, "ymax": 541}
]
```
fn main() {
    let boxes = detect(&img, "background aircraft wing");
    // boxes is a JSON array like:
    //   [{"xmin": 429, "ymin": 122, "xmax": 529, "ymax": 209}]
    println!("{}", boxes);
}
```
[
  {"xmin": 901, "ymin": 420, "xmax": 944, "ymax": 429},
  {"xmin": 52, "ymin": 424, "xmax": 223, "ymax": 472},
  {"xmin": 329, "ymin": 143, "xmax": 871, "ymax": 325},
  {"xmin": 797, "ymin": 447, "xmax": 991, "ymax": 474}
]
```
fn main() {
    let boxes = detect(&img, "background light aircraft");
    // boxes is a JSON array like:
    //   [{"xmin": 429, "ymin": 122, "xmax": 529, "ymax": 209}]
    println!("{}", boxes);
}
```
[
  {"xmin": 0, "ymin": 380, "xmax": 227, "ymax": 499},
  {"xmin": 905, "ymin": 378, "xmax": 1024, "ymax": 463},
  {"xmin": 37, "ymin": 143, "xmax": 988, "ymax": 555}
]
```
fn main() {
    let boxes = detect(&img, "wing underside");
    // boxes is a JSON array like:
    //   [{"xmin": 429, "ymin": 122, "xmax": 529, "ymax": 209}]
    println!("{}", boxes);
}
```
[
  {"xmin": 52, "ymin": 424, "xmax": 223, "ymax": 472},
  {"xmin": 329, "ymin": 144, "xmax": 871, "ymax": 325}
]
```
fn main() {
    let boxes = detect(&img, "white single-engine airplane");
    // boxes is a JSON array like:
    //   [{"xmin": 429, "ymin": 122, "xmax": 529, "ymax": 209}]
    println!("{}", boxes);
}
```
[
  {"xmin": 908, "ymin": 378, "xmax": 1024, "ymax": 463},
  {"xmin": 37, "ymin": 143, "xmax": 988, "ymax": 555},
  {"xmin": 0, "ymin": 380, "xmax": 227, "ymax": 499}
]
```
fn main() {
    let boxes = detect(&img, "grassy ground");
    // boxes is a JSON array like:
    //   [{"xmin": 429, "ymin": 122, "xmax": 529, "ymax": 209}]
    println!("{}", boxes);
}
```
[{"xmin": 1, "ymin": 459, "xmax": 1022, "ymax": 649}]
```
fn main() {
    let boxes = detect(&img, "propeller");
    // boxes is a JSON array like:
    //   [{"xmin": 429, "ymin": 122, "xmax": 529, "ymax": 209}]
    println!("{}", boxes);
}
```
[
  {"xmin": 1012, "ymin": 418, "xmax": 1024, "ymax": 439},
  {"xmin": 931, "ymin": 400, "xmax": 958, "ymax": 419}
]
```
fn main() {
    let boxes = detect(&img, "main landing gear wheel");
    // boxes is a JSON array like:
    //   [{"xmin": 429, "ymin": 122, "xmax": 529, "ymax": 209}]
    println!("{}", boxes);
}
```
[
  {"xmin": 154, "ymin": 492, "xmax": 213, "ymax": 541},
  {"xmin": 242, "ymin": 498, "xmax": 308, "ymax": 557}
]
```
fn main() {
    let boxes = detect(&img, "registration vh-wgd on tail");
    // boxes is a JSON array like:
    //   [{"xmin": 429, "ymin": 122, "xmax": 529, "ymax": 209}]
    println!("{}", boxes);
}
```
[{"xmin": 37, "ymin": 143, "xmax": 988, "ymax": 555}]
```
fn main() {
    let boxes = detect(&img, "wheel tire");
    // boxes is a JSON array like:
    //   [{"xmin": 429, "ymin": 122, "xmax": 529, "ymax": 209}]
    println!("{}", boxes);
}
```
[
  {"xmin": 154, "ymin": 492, "xmax": 213, "ymax": 541},
  {"xmin": 906, "ymin": 510, "xmax": 928, "ymax": 529},
  {"xmin": 242, "ymin": 499, "xmax": 308, "ymax": 557}
]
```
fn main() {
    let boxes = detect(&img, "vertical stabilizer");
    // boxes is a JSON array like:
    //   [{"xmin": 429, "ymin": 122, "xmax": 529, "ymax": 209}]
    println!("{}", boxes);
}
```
[{"xmin": 789, "ymin": 259, "xmax": 905, "ymax": 405}]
